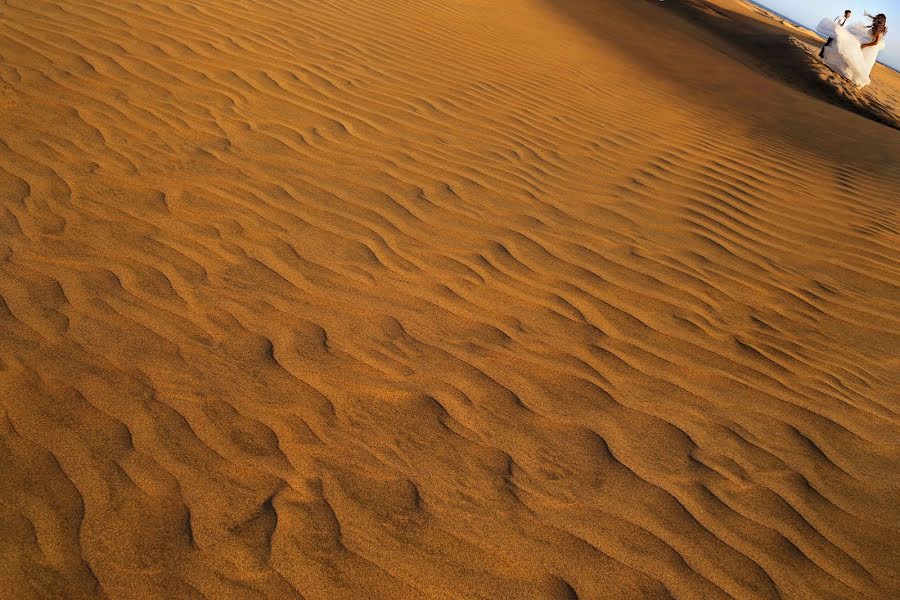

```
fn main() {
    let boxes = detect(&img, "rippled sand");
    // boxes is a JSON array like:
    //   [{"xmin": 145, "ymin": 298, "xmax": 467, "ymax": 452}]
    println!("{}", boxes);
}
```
[{"xmin": 1, "ymin": 0, "xmax": 898, "ymax": 598}]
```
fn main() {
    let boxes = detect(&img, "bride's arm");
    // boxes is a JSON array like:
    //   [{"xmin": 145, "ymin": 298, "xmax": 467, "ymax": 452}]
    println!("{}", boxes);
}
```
[{"xmin": 860, "ymin": 33, "xmax": 883, "ymax": 48}]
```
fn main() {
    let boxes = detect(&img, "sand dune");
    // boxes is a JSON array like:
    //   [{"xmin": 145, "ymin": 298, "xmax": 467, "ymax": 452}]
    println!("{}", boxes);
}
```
[
  {"xmin": 1, "ymin": 0, "xmax": 898, "ymax": 598},
  {"xmin": 665, "ymin": 0, "xmax": 900, "ymax": 129}
]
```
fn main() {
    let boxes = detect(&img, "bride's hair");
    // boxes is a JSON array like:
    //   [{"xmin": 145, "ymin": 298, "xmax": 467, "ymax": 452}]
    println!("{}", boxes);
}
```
[{"xmin": 869, "ymin": 14, "xmax": 887, "ymax": 39}]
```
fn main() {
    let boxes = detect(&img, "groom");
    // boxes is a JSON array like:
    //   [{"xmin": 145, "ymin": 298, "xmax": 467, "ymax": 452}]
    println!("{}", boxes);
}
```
[{"xmin": 820, "ymin": 9, "xmax": 852, "ymax": 58}]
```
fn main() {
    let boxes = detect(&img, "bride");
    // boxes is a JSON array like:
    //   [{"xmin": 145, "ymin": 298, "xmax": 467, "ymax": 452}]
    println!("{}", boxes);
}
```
[{"xmin": 816, "ymin": 13, "xmax": 888, "ymax": 87}]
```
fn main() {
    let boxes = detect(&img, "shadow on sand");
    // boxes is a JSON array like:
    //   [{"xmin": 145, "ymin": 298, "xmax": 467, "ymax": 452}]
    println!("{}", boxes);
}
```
[{"xmin": 545, "ymin": 0, "xmax": 900, "ymax": 130}]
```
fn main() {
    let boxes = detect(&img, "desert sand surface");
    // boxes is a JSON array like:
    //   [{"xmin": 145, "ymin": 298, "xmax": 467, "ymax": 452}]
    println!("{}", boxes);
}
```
[
  {"xmin": 1, "ymin": 0, "xmax": 899, "ymax": 598},
  {"xmin": 673, "ymin": 0, "xmax": 900, "ymax": 129}
]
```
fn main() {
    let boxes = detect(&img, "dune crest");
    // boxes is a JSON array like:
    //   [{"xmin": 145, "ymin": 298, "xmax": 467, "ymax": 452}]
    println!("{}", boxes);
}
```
[{"xmin": 1, "ymin": 0, "xmax": 898, "ymax": 598}]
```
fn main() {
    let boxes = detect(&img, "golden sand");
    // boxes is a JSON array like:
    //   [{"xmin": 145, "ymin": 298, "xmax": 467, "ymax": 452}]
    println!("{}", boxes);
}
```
[{"xmin": 1, "ymin": 0, "xmax": 898, "ymax": 598}]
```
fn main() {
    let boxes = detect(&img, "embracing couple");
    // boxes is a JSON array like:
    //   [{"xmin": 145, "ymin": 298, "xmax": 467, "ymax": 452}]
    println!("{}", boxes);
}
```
[{"xmin": 817, "ymin": 10, "xmax": 888, "ymax": 87}]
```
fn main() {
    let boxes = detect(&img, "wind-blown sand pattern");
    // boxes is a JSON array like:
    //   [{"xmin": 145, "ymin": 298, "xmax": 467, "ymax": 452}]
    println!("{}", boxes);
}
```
[{"xmin": 1, "ymin": 0, "xmax": 899, "ymax": 598}]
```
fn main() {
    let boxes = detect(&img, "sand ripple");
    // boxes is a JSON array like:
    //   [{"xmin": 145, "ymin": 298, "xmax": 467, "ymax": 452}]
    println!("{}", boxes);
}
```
[{"xmin": 1, "ymin": 0, "xmax": 898, "ymax": 598}]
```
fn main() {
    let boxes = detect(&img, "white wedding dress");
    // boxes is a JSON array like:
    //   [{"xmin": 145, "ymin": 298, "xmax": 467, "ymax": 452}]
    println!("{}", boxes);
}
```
[{"xmin": 816, "ymin": 19, "xmax": 886, "ymax": 87}]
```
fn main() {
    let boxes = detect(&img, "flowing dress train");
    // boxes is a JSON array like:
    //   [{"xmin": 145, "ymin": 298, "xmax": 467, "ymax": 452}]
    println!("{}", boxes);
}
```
[{"xmin": 816, "ymin": 19, "xmax": 885, "ymax": 87}]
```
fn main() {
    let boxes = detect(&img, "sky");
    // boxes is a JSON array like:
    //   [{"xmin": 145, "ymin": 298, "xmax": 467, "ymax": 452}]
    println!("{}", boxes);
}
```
[{"xmin": 755, "ymin": 0, "xmax": 900, "ymax": 69}]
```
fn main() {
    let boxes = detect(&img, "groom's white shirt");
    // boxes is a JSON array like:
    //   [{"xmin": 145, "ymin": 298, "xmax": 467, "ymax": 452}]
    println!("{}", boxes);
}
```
[{"xmin": 835, "ymin": 15, "xmax": 849, "ymax": 26}]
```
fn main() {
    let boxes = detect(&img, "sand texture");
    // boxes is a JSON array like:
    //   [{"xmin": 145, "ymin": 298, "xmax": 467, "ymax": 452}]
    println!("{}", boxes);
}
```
[{"xmin": 1, "ymin": 0, "xmax": 898, "ymax": 598}]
